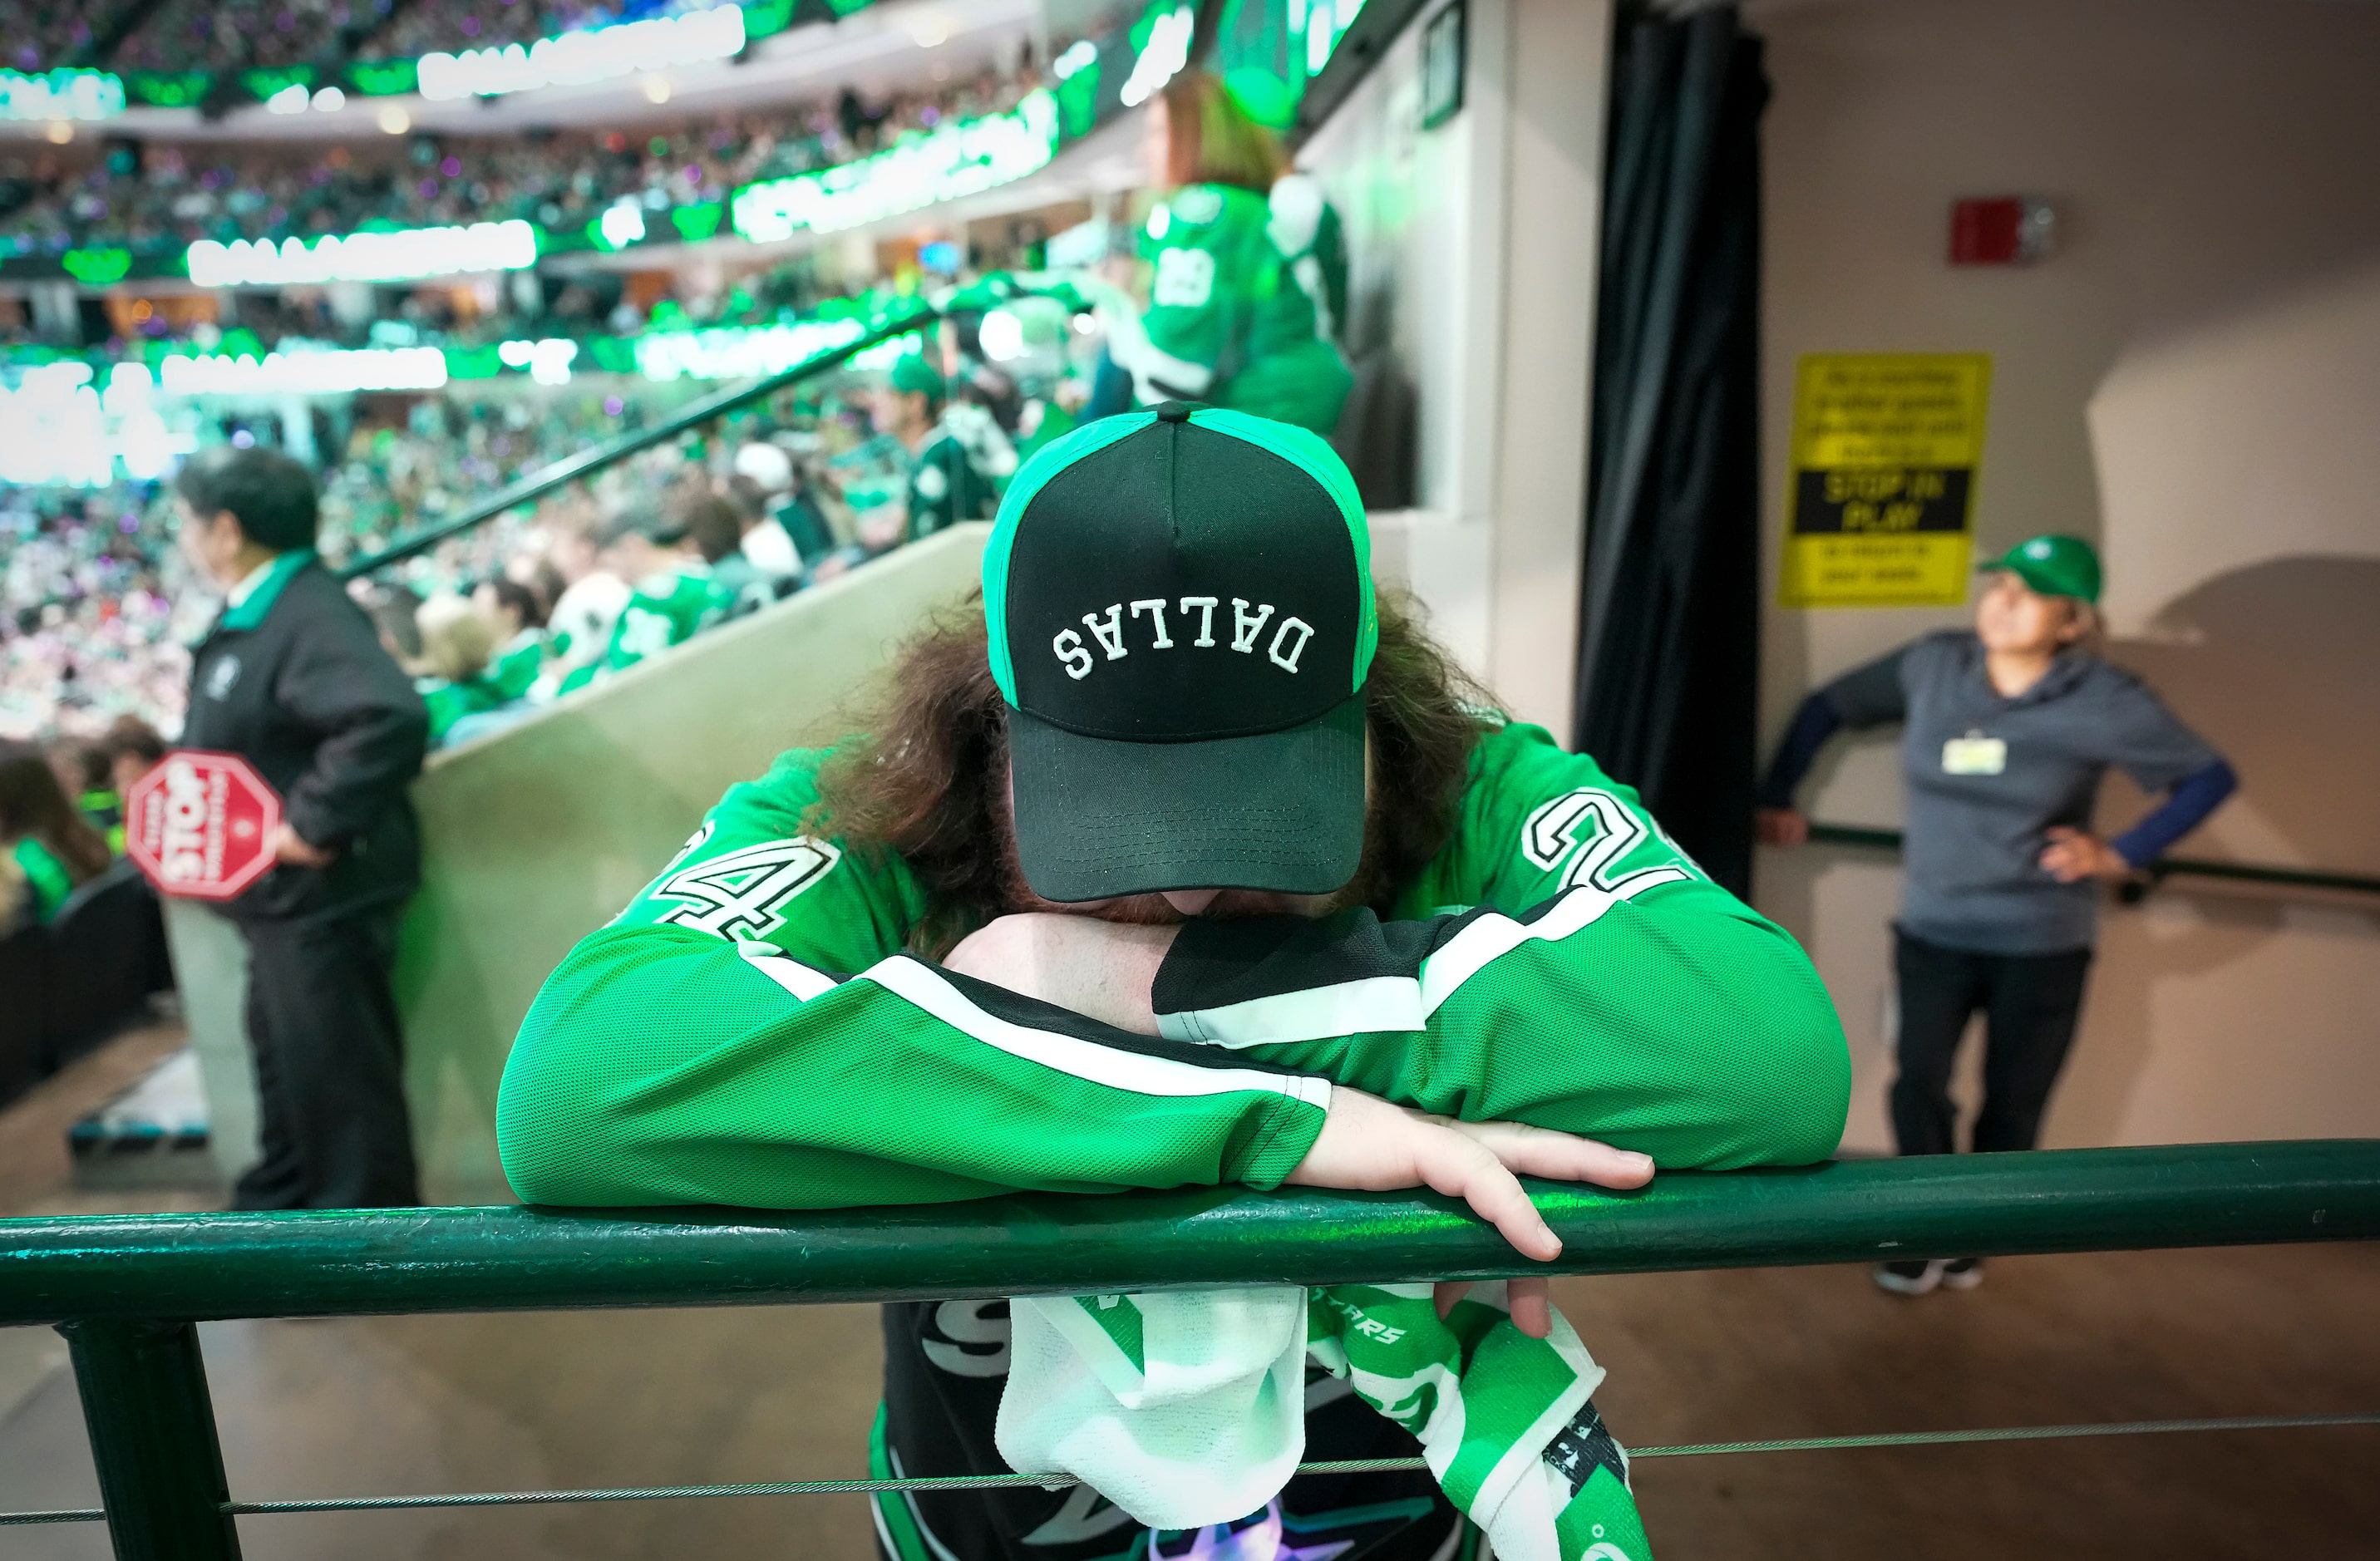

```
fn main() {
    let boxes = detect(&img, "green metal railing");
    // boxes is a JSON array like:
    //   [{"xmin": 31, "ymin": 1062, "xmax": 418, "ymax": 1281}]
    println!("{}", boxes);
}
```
[
  {"xmin": 2, "ymin": 1140, "xmax": 2376, "ymax": 1554},
  {"xmin": 334, "ymin": 304, "xmax": 940, "ymax": 580},
  {"xmin": 1804, "ymin": 821, "xmax": 2380, "ymax": 903}
]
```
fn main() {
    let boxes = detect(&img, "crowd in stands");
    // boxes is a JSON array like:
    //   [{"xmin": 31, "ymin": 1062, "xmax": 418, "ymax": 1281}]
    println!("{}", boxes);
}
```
[
  {"xmin": 365, "ymin": 0, "xmax": 719, "ymax": 62},
  {"xmin": 1, "ymin": 327, "xmax": 1045, "ymax": 762},
  {"xmin": 2, "ymin": 65, "xmax": 1036, "ymax": 259},
  {"xmin": 2, "ymin": 0, "xmax": 727, "ymax": 77},
  {"xmin": 111, "ymin": 0, "xmax": 388, "ymax": 74},
  {"xmin": 0, "ymin": 0, "xmax": 153, "ymax": 74}
]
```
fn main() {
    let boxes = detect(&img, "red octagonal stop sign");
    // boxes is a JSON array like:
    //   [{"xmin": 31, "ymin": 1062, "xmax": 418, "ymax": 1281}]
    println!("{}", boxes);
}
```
[{"xmin": 125, "ymin": 750, "xmax": 284, "ymax": 901}]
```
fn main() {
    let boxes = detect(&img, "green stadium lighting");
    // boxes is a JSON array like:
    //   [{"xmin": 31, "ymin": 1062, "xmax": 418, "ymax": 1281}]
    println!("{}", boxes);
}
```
[
  {"xmin": 417, "ymin": 3, "xmax": 747, "ymax": 101},
  {"xmin": 731, "ymin": 91, "xmax": 1060, "ymax": 243},
  {"xmin": 0, "ymin": 69, "xmax": 126, "ymax": 121},
  {"xmin": 185, "ymin": 222, "xmax": 540, "ymax": 288}
]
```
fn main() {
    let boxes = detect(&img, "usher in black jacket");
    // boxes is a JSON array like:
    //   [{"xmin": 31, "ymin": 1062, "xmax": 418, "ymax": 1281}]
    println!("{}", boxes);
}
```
[{"xmin": 181, "ymin": 551, "xmax": 429, "ymax": 923}]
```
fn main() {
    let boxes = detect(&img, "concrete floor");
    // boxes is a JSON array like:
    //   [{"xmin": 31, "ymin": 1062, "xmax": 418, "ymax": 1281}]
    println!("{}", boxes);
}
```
[{"xmin": 3, "ymin": 1034, "xmax": 2376, "ymax": 1559}]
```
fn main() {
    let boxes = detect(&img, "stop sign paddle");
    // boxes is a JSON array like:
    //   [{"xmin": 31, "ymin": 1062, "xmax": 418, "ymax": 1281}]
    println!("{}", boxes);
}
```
[{"xmin": 125, "ymin": 750, "xmax": 284, "ymax": 901}]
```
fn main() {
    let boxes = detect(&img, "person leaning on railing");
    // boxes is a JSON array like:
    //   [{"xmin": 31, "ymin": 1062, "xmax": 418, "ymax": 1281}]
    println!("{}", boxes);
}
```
[
  {"xmin": 497, "ymin": 406, "xmax": 1851, "ymax": 1561},
  {"xmin": 1756, "ymin": 534, "xmax": 2237, "ymax": 1298}
]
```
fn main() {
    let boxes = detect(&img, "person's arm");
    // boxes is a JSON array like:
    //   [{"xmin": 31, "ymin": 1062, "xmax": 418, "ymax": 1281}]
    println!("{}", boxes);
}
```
[
  {"xmin": 1755, "ymin": 643, "xmax": 1915, "ymax": 840},
  {"xmin": 1149, "ymin": 724, "xmax": 1850, "ymax": 1170},
  {"xmin": 495, "ymin": 754, "xmax": 1333, "ymax": 1209},
  {"xmin": 2109, "ymin": 759, "xmax": 2236, "ymax": 867},
  {"xmin": 274, "ymin": 584, "xmax": 430, "ymax": 852},
  {"xmin": 2043, "ymin": 679, "xmax": 2236, "ymax": 879}
]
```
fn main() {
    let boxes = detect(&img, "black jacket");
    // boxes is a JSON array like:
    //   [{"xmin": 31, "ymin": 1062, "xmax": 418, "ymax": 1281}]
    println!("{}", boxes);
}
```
[{"xmin": 182, "ymin": 555, "xmax": 429, "ymax": 923}]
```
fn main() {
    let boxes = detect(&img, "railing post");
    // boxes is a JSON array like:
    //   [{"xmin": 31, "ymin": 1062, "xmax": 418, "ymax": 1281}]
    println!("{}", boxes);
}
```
[{"xmin": 56, "ymin": 1319, "xmax": 242, "ymax": 1561}]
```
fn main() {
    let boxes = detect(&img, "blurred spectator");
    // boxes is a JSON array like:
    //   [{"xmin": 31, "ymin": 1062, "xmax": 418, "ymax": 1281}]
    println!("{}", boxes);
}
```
[
  {"xmin": 174, "ymin": 445, "xmax": 427, "ymax": 1209},
  {"xmin": 870, "ymin": 353, "xmax": 1003, "ymax": 548},
  {"xmin": 412, "ymin": 592, "xmax": 506, "ymax": 746},
  {"xmin": 472, "ymin": 576, "xmax": 547, "ymax": 700},
  {"xmin": 678, "ymin": 487, "xmax": 771, "ymax": 618},
  {"xmin": 727, "ymin": 443, "xmax": 806, "ymax": 576},
  {"xmin": 0, "ymin": 738, "xmax": 112, "ymax": 927},
  {"xmin": 52, "ymin": 738, "xmax": 124, "ymax": 853},
  {"xmin": 557, "ymin": 498, "xmax": 729, "ymax": 692},
  {"xmin": 534, "ymin": 515, "xmax": 628, "ymax": 696},
  {"xmin": 103, "ymin": 714, "xmax": 168, "ymax": 800}
]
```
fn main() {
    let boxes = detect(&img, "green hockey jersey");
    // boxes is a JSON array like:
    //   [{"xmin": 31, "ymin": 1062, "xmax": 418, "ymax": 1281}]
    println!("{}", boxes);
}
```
[
  {"xmin": 558, "ymin": 566, "xmax": 731, "ymax": 693},
  {"xmin": 1123, "ymin": 181, "xmax": 1353, "ymax": 436},
  {"xmin": 497, "ymin": 719, "xmax": 1850, "ymax": 1209}
]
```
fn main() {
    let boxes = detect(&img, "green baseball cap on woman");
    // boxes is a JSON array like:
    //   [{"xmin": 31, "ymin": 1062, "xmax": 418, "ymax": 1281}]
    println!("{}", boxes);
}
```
[{"xmin": 1981, "ymin": 534, "xmax": 2102, "ymax": 604}]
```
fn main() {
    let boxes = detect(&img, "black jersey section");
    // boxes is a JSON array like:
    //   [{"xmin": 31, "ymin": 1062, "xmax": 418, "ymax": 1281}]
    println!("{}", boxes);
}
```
[{"xmin": 922, "ymin": 957, "xmax": 1323, "ymax": 1082}]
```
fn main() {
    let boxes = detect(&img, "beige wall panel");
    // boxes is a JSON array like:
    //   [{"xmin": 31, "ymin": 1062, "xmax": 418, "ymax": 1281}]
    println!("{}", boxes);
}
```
[{"xmin": 1749, "ymin": 0, "xmax": 2380, "ymax": 1150}]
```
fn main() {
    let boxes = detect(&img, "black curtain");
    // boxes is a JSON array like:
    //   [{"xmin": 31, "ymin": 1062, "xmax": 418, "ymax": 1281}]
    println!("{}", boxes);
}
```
[{"xmin": 1572, "ymin": 6, "xmax": 1767, "ymax": 896}]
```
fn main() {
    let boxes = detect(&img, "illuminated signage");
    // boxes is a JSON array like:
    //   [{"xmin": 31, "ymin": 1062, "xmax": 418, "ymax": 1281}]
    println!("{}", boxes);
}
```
[
  {"xmin": 1119, "ymin": 7, "xmax": 1193, "ymax": 107},
  {"xmin": 417, "ymin": 4, "xmax": 746, "ymax": 101},
  {"xmin": 159, "ymin": 347, "xmax": 449, "ymax": 395},
  {"xmin": 185, "ymin": 221, "xmax": 539, "ymax": 288},
  {"xmin": 633, "ymin": 319, "xmax": 867, "ymax": 381},
  {"xmin": 732, "ymin": 91, "xmax": 1058, "ymax": 243},
  {"xmin": 0, "ymin": 69, "xmax": 126, "ymax": 121}
]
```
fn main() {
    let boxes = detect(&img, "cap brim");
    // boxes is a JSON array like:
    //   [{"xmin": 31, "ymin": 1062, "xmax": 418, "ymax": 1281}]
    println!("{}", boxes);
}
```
[{"xmin": 1009, "ymin": 693, "xmax": 1367, "ymax": 903}]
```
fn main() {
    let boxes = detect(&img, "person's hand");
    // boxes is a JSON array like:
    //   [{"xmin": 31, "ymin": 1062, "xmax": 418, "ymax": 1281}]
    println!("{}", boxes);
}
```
[
  {"xmin": 1286, "ymin": 1086, "xmax": 1654, "ymax": 1339},
  {"xmin": 269, "ymin": 823, "xmax": 336, "ymax": 869},
  {"xmin": 941, "ymin": 913, "xmax": 1178, "ymax": 1035},
  {"xmin": 1755, "ymin": 807, "xmax": 1810, "ymax": 847},
  {"xmin": 2039, "ymin": 826, "xmax": 2131, "ymax": 882}
]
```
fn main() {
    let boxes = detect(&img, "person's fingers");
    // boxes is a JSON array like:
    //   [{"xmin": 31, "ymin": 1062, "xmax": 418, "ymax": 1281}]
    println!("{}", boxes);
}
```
[
  {"xmin": 1506, "ymin": 1277, "xmax": 1553, "ymax": 1340},
  {"xmin": 1435, "ymin": 1278, "xmax": 1554, "ymax": 1337},
  {"xmin": 1450, "ymin": 1120, "xmax": 1654, "ymax": 1190},
  {"xmin": 1413, "ymin": 1126, "xmax": 1561, "ymax": 1261}
]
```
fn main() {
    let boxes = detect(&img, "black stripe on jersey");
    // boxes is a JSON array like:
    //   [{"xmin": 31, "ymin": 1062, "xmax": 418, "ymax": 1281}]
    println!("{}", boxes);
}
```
[
  {"xmin": 1152, "ymin": 906, "xmax": 1499, "ymax": 1015},
  {"xmin": 926, "ymin": 959, "xmax": 1320, "ymax": 1081}
]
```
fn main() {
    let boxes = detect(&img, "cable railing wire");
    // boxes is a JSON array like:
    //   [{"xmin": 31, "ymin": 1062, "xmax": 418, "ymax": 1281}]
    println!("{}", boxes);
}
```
[{"xmin": 4, "ymin": 1411, "xmax": 2373, "ymax": 1526}]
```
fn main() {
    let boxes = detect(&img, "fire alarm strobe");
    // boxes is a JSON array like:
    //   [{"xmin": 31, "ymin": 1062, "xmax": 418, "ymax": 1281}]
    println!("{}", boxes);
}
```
[
  {"xmin": 125, "ymin": 750, "xmax": 286, "ymax": 901},
  {"xmin": 1950, "ymin": 198, "xmax": 2055, "ymax": 265}
]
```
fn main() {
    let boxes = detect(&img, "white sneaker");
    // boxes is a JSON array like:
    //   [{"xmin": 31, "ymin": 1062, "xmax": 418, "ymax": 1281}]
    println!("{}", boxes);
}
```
[
  {"xmin": 1939, "ymin": 1257, "xmax": 1985, "ymax": 1291},
  {"xmin": 1873, "ymin": 1258, "xmax": 1945, "ymax": 1296}
]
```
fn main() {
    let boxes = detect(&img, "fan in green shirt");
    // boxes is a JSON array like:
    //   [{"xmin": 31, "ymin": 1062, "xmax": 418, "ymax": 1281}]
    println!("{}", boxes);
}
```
[
  {"xmin": 556, "ymin": 499, "xmax": 733, "ymax": 695},
  {"xmin": 1, "ymin": 743, "xmax": 113, "ymax": 924},
  {"xmin": 1078, "ymin": 69, "xmax": 1353, "ymax": 435}
]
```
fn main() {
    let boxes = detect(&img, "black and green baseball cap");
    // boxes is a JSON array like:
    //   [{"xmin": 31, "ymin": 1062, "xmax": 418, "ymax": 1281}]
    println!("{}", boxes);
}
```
[
  {"xmin": 984, "ymin": 402, "xmax": 1377, "ymax": 903},
  {"xmin": 1981, "ymin": 534, "xmax": 2102, "ymax": 603}
]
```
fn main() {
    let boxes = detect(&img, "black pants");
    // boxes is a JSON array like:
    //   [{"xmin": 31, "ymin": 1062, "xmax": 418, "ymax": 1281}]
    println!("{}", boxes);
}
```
[
  {"xmin": 875, "ymin": 1300, "xmax": 1470, "ymax": 1561},
  {"xmin": 232, "ymin": 905, "xmax": 420, "ymax": 1210},
  {"xmin": 1890, "ymin": 928, "xmax": 2093, "ymax": 1157}
]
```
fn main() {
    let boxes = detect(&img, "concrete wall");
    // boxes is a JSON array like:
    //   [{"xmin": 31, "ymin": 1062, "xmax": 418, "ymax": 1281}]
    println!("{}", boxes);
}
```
[
  {"xmin": 1747, "ymin": 0, "xmax": 2380, "ymax": 1150},
  {"xmin": 1302, "ymin": 0, "xmax": 1614, "ymax": 730}
]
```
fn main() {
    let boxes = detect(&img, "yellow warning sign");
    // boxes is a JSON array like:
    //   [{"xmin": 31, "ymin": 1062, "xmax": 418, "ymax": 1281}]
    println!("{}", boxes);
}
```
[{"xmin": 1779, "ymin": 353, "xmax": 1992, "ymax": 607}]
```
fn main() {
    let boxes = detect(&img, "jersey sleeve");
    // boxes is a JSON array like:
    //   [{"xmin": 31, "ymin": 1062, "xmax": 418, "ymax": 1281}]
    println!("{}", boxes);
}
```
[
  {"xmin": 1149, "ymin": 723, "xmax": 1850, "ymax": 1170},
  {"xmin": 495, "ymin": 751, "xmax": 1329, "ymax": 1209}
]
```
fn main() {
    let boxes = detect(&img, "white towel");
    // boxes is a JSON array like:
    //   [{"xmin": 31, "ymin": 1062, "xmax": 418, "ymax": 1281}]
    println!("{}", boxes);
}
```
[{"xmin": 998, "ymin": 1284, "xmax": 1653, "ymax": 1560}]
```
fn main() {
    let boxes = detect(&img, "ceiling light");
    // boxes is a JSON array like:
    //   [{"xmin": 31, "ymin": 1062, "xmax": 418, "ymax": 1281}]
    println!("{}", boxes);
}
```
[
  {"xmin": 905, "ymin": 12, "xmax": 951, "ymax": 47},
  {"xmin": 377, "ymin": 104, "xmax": 411, "ymax": 134},
  {"xmin": 265, "ymin": 81, "xmax": 310, "ymax": 115},
  {"xmin": 44, "ymin": 120, "xmax": 73, "ymax": 144},
  {"xmin": 312, "ymin": 86, "xmax": 346, "ymax": 111},
  {"xmin": 641, "ymin": 72, "xmax": 673, "ymax": 103}
]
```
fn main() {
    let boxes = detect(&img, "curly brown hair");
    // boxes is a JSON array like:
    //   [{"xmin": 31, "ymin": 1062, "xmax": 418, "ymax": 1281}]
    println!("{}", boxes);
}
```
[{"xmin": 807, "ymin": 588, "xmax": 1496, "ymax": 956}]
